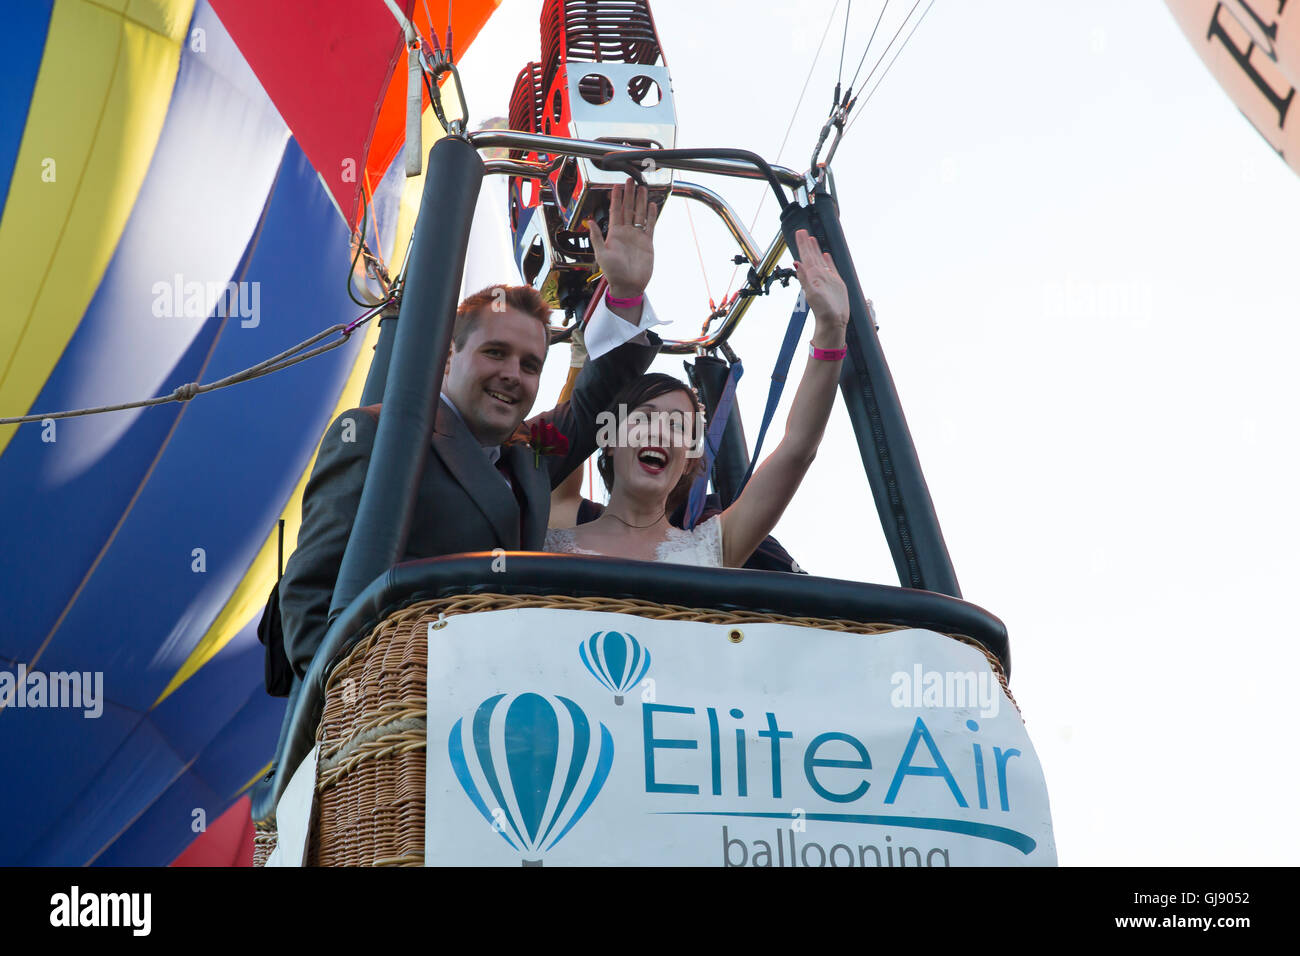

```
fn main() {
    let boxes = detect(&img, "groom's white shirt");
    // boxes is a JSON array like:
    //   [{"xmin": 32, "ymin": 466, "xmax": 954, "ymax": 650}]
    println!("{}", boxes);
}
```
[{"xmin": 582, "ymin": 296, "xmax": 666, "ymax": 360}]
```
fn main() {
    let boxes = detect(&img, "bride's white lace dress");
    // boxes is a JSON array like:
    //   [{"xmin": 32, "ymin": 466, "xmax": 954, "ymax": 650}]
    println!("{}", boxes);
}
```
[{"xmin": 543, "ymin": 514, "xmax": 724, "ymax": 567}]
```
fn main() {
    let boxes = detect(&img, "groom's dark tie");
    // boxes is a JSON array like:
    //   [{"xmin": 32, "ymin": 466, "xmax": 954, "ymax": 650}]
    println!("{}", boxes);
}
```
[{"xmin": 495, "ymin": 455, "xmax": 526, "ymax": 546}]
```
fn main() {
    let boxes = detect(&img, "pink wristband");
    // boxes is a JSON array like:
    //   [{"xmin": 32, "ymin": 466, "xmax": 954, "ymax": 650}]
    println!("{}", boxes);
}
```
[
  {"xmin": 605, "ymin": 291, "xmax": 644, "ymax": 309},
  {"xmin": 809, "ymin": 342, "xmax": 847, "ymax": 361}
]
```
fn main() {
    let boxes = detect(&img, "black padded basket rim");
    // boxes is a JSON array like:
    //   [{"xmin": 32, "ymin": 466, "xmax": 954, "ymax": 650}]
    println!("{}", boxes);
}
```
[{"xmin": 327, "ymin": 553, "xmax": 1009, "ymax": 678}]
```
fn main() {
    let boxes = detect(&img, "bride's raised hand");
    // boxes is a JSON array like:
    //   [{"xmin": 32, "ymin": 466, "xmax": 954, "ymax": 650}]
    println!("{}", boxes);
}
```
[
  {"xmin": 717, "ymin": 229, "xmax": 850, "ymax": 568},
  {"xmin": 792, "ymin": 229, "xmax": 849, "ymax": 346}
]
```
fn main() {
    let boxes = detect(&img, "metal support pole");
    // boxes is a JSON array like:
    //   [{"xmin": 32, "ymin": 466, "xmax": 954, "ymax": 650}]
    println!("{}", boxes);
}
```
[
  {"xmin": 779, "ymin": 189, "xmax": 961, "ymax": 597},
  {"xmin": 359, "ymin": 302, "xmax": 401, "ymax": 407},
  {"xmin": 329, "ymin": 136, "xmax": 485, "ymax": 620}
]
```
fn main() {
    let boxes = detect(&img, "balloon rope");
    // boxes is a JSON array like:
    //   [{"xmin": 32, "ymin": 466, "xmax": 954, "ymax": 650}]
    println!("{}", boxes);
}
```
[
  {"xmin": 348, "ymin": 189, "xmax": 381, "ymax": 307},
  {"xmin": 362, "ymin": 169, "xmax": 384, "ymax": 265},
  {"xmin": 682, "ymin": 199, "xmax": 714, "ymax": 310},
  {"xmin": 0, "ymin": 304, "xmax": 390, "ymax": 425}
]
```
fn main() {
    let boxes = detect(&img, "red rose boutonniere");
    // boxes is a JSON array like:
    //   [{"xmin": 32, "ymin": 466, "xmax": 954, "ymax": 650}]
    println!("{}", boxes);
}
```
[{"xmin": 527, "ymin": 421, "xmax": 569, "ymax": 467}]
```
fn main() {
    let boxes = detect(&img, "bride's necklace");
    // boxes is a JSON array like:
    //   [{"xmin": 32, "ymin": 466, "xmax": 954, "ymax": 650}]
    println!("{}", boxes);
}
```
[{"xmin": 604, "ymin": 509, "xmax": 666, "ymax": 530}]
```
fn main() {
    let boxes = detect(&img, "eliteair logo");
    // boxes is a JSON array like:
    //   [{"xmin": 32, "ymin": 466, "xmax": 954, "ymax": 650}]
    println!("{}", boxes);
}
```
[
  {"xmin": 448, "ymin": 693, "xmax": 613, "ymax": 865},
  {"xmin": 579, "ymin": 630, "xmax": 651, "ymax": 705},
  {"xmin": 644, "ymin": 707, "xmax": 1036, "ymax": 864}
]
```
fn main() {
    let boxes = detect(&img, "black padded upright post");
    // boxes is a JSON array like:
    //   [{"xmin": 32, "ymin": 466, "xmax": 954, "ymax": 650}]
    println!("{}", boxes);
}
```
[
  {"xmin": 329, "ymin": 136, "xmax": 485, "ymax": 621},
  {"xmin": 779, "ymin": 188, "xmax": 960, "ymax": 597},
  {"xmin": 690, "ymin": 355, "xmax": 750, "ymax": 508}
]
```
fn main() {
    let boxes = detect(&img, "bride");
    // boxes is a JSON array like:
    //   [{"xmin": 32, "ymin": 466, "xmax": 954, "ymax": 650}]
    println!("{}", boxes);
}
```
[{"xmin": 545, "ymin": 228, "xmax": 850, "ymax": 568}]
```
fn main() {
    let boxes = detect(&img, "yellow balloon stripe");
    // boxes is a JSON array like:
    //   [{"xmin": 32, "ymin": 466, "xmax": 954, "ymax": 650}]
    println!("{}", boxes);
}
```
[
  {"xmin": 0, "ymin": 0, "xmax": 193, "ymax": 458},
  {"xmin": 390, "ymin": 105, "xmax": 447, "ymax": 276},
  {"xmin": 232, "ymin": 761, "xmax": 273, "ymax": 800}
]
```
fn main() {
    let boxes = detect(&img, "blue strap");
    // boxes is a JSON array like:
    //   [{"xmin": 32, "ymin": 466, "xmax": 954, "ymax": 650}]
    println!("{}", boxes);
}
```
[
  {"xmin": 684, "ymin": 359, "xmax": 743, "ymax": 530},
  {"xmin": 737, "ymin": 294, "xmax": 810, "ymax": 493}
]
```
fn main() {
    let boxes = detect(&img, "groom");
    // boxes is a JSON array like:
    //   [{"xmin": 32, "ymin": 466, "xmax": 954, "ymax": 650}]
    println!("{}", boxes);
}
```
[{"xmin": 279, "ymin": 180, "xmax": 664, "ymax": 678}]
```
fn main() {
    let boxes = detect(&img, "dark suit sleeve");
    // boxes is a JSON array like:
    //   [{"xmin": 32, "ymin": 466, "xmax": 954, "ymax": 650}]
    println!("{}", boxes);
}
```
[
  {"xmin": 279, "ymin": 408, "xmax": 379, "ymax": 678},
  {"xmin": 534, "ymin": 331, "xmax": 660, "ymax": 487}
]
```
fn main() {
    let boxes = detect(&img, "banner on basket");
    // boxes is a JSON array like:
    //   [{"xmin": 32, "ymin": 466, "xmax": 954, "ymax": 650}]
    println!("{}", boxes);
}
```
[{"xmin": 426, "ymin": 609, "xmax": 1056, "ymax": 866}]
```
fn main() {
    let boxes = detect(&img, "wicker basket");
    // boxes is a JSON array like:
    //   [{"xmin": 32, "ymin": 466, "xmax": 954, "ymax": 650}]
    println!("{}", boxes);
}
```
[
  {"xmin": 274, "ymin": 592, "xmax": 1014, "ymax": 867},
  {"xmin": 253, "ymin": 820, "xmax": 278, "ymax": 867}
]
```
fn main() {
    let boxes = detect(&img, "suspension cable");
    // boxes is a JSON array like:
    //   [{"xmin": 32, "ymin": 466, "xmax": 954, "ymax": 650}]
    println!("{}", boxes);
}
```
[
  {"xmin": 842, "ymin": 0, "xmax": 936, "ymax": 138},
  {"xmin": 810, "ymin": 0, "xmax": 935, "ymax": 175},
  {"xmin": 836, "ymin": 0, "xmax": 851, "ymax": 102},
  {"xmin": 848, "ymin": 0, "xmax": 923, "ymax": 113},
  {"xmin": 721, "ymin": 0, "xmax": 843, "ymax": 300},
  {"xmin": 843, "ymin": 0, "xmax": 891, "ymax": 100}
]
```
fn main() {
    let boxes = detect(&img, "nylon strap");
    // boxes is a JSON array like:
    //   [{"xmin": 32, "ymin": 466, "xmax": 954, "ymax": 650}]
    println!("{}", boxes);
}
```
[
  {"xmin": 737, "ymin": 293, "xmax": 810, "ymax": 493},
  {"xmin": 684, "ymin": 359, "xmax": 744, "ymax": 530}
]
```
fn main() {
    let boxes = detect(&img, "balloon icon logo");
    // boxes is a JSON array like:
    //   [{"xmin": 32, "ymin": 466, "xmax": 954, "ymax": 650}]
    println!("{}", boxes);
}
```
[
  {"xmin": 579, "ymin": 631, "xmax": 651, "ymax": 705},
  {"xmin": 447, "ymin": 693, "xmax": 614, "ymax": 865}
]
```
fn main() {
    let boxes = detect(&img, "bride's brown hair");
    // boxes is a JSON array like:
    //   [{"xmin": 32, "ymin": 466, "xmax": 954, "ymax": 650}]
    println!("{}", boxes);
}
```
[{"xmin": 596, "ymin": 373, "xmax": 707, "ymax": 517}]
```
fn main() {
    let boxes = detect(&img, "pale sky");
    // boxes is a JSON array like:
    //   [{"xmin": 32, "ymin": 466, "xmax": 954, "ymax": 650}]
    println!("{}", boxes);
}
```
[{"xmin": 458, "ymin": 0, "xmax": 1300, "ymax": 865}]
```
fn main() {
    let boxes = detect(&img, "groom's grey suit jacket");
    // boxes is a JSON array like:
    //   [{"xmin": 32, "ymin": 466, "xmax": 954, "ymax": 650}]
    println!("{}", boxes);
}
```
[{"xmin": 279, "ymin": 332, "xmax": 660, "ymax": 677}]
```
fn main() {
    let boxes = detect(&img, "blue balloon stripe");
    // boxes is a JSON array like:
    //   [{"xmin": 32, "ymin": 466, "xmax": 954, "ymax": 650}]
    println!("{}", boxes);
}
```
[
  {"xmin": 582, "ymin": 634, "xmax": 616, "ymax": 692},
  {"xmin": 0, "ymin": 0, "xmax": 54, "ymax": 214},
  {"xmin": 588, "ymin": 633, "xmax": 618, "ymax": 689},
  {"xmin": 92, "ymin": 680, "xmax": 285, "ymax": 865},
  {"xmin": 0, "ymin": 699, "xmax": 141, "ymax": 863},
  {"xmin": 447, "ymin": 718, "xmax": 517, "ymax": 851},
  {"xmin": 537, "ymin": 696, "xmax": 590, "ymax": 848},
  {"xmin": 578, "ymin": 643, "xmax": 616, "ymax": 693},
  {"xmin": 628, "ymin": 648, "xmax": 652, "ymax": 694},
  {"xmin": 147, "ymin": 617, "xmax": 274, "ymax": 769},
  {"xmin": 23, "ymin": 708, "xmax": 185, "ymax": 865},
  {"xmin": 602, "ymin": 631, "xmax": 628, "ymax": 690},
  {"xmin": 620, "ymin": 636, "xmax": 641, "ymax": 695},
  {"xmin": 546, "ymin": 723, "xmax": 615, "ymax": 852},
  {"xmin": 93, "ymin": 769, "xmax": 219, "ymax": 866},
  {"xmin": 504, "ymin": 694, "xmax": 558, "ymax": 847},
  {"xmin": 470, "ymin": 695, "xmax": 527, "ymax": 849}
]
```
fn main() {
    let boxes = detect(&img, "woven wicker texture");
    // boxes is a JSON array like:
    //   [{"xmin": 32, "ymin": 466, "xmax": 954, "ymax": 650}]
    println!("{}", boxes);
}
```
[
  {"xmin": 253, "ymin": 821, "xmax": 278, "ymax": 868},
  {"xmin": 302, "ymin": 593, "xmax": 1014, "ymax": 867}
]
